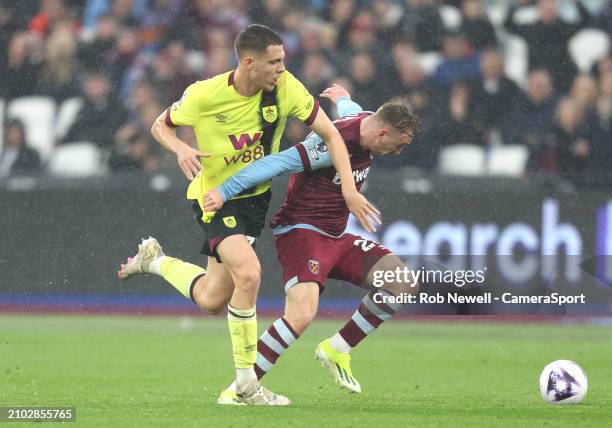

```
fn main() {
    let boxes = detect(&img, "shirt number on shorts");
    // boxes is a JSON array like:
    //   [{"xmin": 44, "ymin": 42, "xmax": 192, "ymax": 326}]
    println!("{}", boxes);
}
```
[{"xmin": 354, "ymin": 239, "xmax": 376, "ymax": 252}]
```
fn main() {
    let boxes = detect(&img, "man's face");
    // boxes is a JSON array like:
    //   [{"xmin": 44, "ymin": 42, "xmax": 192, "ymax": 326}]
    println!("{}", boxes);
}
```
[
  {"xmin": 538, "ymin": 0, "xmax": 558, "ymax": 23},
  {"xmin": 249, "ymin": 44, "xmax": 286, "ymax": 92},
  {"xmin": 527, "ymin": 70, "xmax": 552, "ymax": 104},
  {"xmin": 480, "ymin": 51, "xmax": 503, "ymax": 79},
  {"xmin": 370, "ymin": 127, "xmax": 414, "ymax": 156}
]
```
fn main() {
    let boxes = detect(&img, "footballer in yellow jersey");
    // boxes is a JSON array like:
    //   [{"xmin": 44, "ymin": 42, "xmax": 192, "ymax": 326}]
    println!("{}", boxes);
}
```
[
  {"xmin": 118, "ymin": 24, "xmax": 379, "ymax": 406},
  {"xmin": 166, "ymin": 69, "xmax": 319, "ymax": 209}
]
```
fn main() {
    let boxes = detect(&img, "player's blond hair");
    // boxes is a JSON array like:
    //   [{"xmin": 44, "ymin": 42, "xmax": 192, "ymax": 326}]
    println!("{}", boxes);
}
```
[{"xmin": 374, "ymin": 98, "xmax": 419, "ymax": 136}]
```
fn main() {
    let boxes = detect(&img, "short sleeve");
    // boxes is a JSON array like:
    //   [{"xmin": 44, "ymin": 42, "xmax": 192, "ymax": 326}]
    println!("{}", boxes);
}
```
[
  {"xmin": 285, "ymin": 72, "xmax": 320, "ymax": 125},
  {"xmin": 168, "ymin": 83, "xmax": 201, "ymax": 127},
  {"xmin": 294, "ymin": 132, "xmax": 333, "ymax": 172}
]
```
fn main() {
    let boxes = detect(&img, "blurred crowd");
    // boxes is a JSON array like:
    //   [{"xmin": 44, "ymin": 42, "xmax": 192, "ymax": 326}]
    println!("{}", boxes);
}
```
[{"xmin": 0, "ymin": 0, "xmax": 611, "ymax": 185}]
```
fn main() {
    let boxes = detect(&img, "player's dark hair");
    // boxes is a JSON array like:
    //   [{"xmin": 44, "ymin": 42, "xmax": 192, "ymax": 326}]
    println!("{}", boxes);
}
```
[
  {"xmin": 374, "ymin": 98, "xmax": 419, "ymax": 135},
  {"xmin": 234, "ymin": 24, "xmax": 283, "ymax": 59}
]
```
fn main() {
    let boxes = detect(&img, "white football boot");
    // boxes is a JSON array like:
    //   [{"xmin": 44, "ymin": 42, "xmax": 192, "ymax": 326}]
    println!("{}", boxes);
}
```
[{"xmin": 117, "ymin": 237, "xmax": 165, "ymax": 280}]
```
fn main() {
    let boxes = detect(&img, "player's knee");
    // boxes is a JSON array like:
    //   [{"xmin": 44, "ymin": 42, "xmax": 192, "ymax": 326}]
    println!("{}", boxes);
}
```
[
  {"xmin": 194, "ymin": 292, "xmax": 227, "ymax": 315},
  {"xmin": 286, "ymin": 307, "xmax": 317, "ymax": 333},
  {"xmin": 232, "ymin": 265, "xmax": 261, "ymax": 291},
  {"xmin": 201, "ymin": 302, "xmax": 225, "ymax": 315}
]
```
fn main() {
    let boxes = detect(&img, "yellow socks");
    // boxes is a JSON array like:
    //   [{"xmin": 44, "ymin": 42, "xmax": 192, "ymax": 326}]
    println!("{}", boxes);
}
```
[
  {"xmin": 227, "ymin": 305, "xmax": 257, "ymax": 369},
  {"xmin": 150, "ymin": 257, "xmax": 206, "ymax": 300}
]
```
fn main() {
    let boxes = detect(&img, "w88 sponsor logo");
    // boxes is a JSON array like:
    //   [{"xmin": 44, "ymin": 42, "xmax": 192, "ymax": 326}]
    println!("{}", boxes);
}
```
[{"xmin": 224, "ymin": 145, "xmax": 264, "ymax": 166}]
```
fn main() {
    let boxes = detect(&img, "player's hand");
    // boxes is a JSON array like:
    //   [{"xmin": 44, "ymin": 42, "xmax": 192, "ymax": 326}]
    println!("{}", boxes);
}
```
[
  {"xmin": 320, "ymin": 84, "xmax": 351, "ymax": 105},
  {"xmin": 343, "ymin": 190, "xmax": 381, "ymax": 233},
  {"xmin": 203, "ymin": 188, "xmax": 225, "ymax": 212},
  {"xmin": 176, "ymin": 143, "xmax": 210, "ymax": 180}
]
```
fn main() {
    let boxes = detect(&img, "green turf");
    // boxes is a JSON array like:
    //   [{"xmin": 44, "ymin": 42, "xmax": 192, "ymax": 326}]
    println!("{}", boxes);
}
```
[{"xmin": 1, "ymin": 314, "xmax": 610, "ymax": 427}]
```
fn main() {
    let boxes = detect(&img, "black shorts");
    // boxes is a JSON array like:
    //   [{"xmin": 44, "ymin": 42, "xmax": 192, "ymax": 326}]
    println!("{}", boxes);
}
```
[{"xmin": 191, "ymin": 190, "xmax": 271, "ymax": 262}]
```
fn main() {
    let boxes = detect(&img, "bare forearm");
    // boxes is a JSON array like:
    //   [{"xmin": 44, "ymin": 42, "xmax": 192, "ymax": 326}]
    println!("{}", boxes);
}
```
[
  {"xmin": 150, "ymin": 110, "xmax": 209, "ymax": 180},
  {"xmin": 151, "ymin": 113, "xmax": 185, "ymax": 154}
]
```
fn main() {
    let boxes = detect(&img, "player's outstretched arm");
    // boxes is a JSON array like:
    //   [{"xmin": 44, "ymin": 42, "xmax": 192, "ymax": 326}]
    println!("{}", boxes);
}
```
[
  {"xmin": 203, "ymin": 147, "xmax": 307, "ymax": 212},
  {"xmin": 151, "ymin": 109, "xmax": 210, "ymax": 180},
  {"xmin": 310, "ymin": 92, "xmax": 380, "ymax": 233}
]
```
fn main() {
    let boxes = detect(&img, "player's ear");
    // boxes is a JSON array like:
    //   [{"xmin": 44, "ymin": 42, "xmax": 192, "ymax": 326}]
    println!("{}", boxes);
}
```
[{"xmin": 242, "ymin": 55, "xmax": 255, "ymax": 70}]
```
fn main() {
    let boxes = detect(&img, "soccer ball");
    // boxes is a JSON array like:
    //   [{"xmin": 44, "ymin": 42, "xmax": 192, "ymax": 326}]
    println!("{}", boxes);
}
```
[{"xmin": 539, "ymin": 360, "xmax": 588, "ymax": 404}]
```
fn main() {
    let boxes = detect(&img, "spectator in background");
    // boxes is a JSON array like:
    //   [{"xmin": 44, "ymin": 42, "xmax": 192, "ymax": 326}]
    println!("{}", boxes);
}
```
[
  {"xmin": 2, "ymin": 32, "xmax": 42, "ymax": 100},
  {"xmin": 432, "ymin": 79, "xmax": 485, "ymax": 146},
  {"xmin": 596, "ymin": 71, "xmax": 612, "ymax": 134},
  {"xmin": 29, "ymin": 0, "xmax": 77, "ymax": 40},
  {"xmin": 400, "ymin": 0, "xmax": 446, "ymax": 52},
  {"xmin": 277, "ymin": 6, "xmax": 304, "ymax": 61},
  {"xmin": 324, "ymin": 0, "xmax": 358, "ymax": 51},
  {"xmin": 138, "ymin": 0, "xmax": 184, "ymax": 52},
  {"xmin": 104, "ymin": 0, "xmax": 141, "ymax": 29},
  {"xmin": 343, "ymin": 8, "xmax": 384, "ymax": 62},
  {"xmin": 591, "ymin": 52, "xmax": 612, "ymax": 80},
  {"xmin": 502, "ymin": 69, "xmax": 557, "ymax": 147},
  {"xmin": 250, "ymin": 0, "xmax": 288, "ymax": 32},
  {"xmin": 0, "ymin": 120, "xmax": 41, "ymax": 178},
  {"xmin": 569, "ymin": 73, "xmax": 601, "ymax": 135},
  {"xmin": 61, "ymin": 71, "xmax": 127, "ymax": 148},
  {"xmin": 109, "ymin": 26, "xmax": 141, "ymax": 91},
  {"xmin": 296, "ymin": 18, "xmax": 337, "ymax": 68},
  {"xmin": 552, "ymin": 97, "xmax": 593, "ymax": 181},
  {"xmin": 348, "ymin": 51, "xmax": 387, "ymax": 109},
  {"xmin": 180, "ymin": 0, "xmax": 249, "ymax": 53},
  {"xmin": 146, "ymin": 41, "xmax": 196, "ymax": 105},
  {"xmin": 299, "ymin": 52, "xmax": 336, "ymax": 111},
  {"xmin": 82, "ymin": 0, "xmax": 147, "ymax": 39},
  {"xmin": 504, "ymin": 0, "xmax": 593, "ymax": 92},
  {"xmin": 108, "ymin": 131, "xmax": 161, "ymax": 172},
  {"xmin": 371, "ymin": 0, "xmax": 404, "ymax": 45},
  {"xmin": 0, "ymin": 1, "xmax": 18, "ymax": 75},
  {"xmin": 79, "ymin": 14, "xmax": 118, "ymax": 73},
  {"xmin": 470, "ymin": 49, "xmax": 520, "ymax": 132},
  {"xmin": 432, "ymin": 31, "xmax": 481, "ymax": 87},
  {"xmin": 460, "ymin": 0, "xmax": 497, "ymax": 51},
  {"xmin": 379, "ymin": 58, "xmax": 439, "ymax": 169},
  {"xmin": 35, "ymin": 24, "xmax": 80, "ymax": 102}
]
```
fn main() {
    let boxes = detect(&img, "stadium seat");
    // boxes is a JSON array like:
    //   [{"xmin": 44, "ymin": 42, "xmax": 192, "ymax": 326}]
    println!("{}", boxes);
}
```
[
  {"xmin": 438, "ymin": 144, "xmax": 486, "ymax": 176},
  {"xmin": 55, "ymin": 97, "xmax": 83, "ymax": 142},
  {"xmin": 569, "ymin": 29, "xmax": 610, "ymax": 73},
  {"xmin": 487, "ymin": 145, "xmax": 529, "ymax": 177},
  {"xmin": 7, "ymin": 96, "xmax": 56, "ymax": 162},
  {"xmin": 504, "ymin": 35, "xmax": 528, "ymax": 88},
  {"xmin": 47, "ymin": 142, "xmax": 105, "ymax": 177},
  {"xmin": 418, "ymin": 52, "xmax": 443, "ymax": 76},
  {"xmin": 439, "ymin": 5, "xmax": 462, "ymax": 29}
]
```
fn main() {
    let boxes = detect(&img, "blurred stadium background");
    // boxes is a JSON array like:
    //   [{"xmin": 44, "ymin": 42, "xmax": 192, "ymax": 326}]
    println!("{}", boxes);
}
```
[{"xmin": 2, "ymin": 1, "xmax": 612, "ymax": 424}]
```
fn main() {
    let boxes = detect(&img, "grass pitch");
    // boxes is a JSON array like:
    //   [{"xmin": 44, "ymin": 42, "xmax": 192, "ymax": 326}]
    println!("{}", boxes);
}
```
[{"xmin": 1, "ymin": 314, "xmax": 611, "ymax": 427}]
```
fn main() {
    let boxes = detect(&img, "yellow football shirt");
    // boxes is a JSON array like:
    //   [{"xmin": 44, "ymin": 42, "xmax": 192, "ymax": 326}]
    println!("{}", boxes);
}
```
[{"xmin": 167, "ymin": 70, "xmax": 318, "ymax": 221}]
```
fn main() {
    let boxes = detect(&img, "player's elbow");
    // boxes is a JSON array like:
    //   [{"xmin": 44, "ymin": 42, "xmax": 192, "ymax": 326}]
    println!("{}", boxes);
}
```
[{"xmin": 151, "ymin": 117, "xmax": 162, "ymax": 139}]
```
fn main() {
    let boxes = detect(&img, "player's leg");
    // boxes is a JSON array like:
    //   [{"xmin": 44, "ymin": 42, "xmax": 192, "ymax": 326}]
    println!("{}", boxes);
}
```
[
  {"xmin": 190, "ymin": 257, "xmax": 235, "ymax": 314},
  {"xmin": 328, "ymin": 253, "xmax": 417, "ymax": 355},
  {"xmin": 217, "ymin": 281, "xmax": 319, "ymax": 405},
  {"xmin": 218, "ymin": 229, "xmax": 334, "ymax": 405},
  {"xmin": 117, "ymin": 239, "xmax": 234, "ymax": 314},
  {"xmin": 253, "ymin": 282, "xmax": 319, "ymax": 379},
  {"xmin": 316, "ymin": 237, "xmax": 417, "ymax": 393},
  {"xmin": 214, "ymin": 235, "xmax": 289, "ymax": 405}
]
